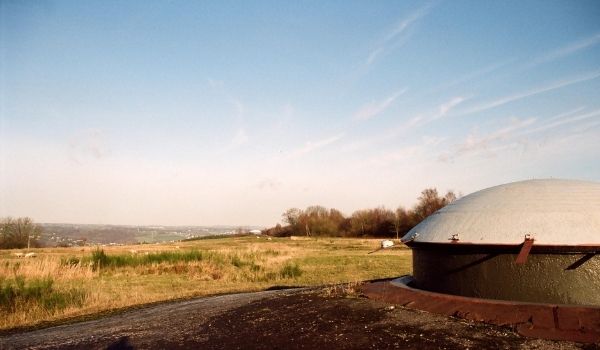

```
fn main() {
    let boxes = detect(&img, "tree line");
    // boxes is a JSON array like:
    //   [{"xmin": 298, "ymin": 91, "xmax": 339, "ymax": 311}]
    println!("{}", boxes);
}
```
[
  {"xmin": 264, "ymin": 188, "xmax": 457, "ymax": 238},
  {"xmin": 0, "ymin": 217, "xmax": 42, "ymax": 249}
]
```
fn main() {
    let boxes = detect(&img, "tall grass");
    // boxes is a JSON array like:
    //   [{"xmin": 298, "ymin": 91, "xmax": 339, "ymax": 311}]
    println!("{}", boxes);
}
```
[
  {"xmin": 280, "ymin": 263, "xmax": 302, "ymax": 278},
  {"xmin": 63, "ymin": 249, "xmax": 214, "ymax": 270},
  {"xmin": 0, "ymin": 237, "xmax": 410, "ymax": 330},
  {"xmin": 0, "ymin": 275, "xmax": 87, "ymax": 313},
  {"xmin": 60, "ymin": 249, "xmax": 301, "ymax": 283}
]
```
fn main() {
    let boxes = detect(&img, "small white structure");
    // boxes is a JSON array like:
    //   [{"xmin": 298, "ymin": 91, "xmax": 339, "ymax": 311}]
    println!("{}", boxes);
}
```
[
  {"xmin": 381, "ymin": 240, "xmax": 394, "ymax": 249},
  {"xmin": 249, "ymin": 229, "xmax": 262, "ymax": 235}
]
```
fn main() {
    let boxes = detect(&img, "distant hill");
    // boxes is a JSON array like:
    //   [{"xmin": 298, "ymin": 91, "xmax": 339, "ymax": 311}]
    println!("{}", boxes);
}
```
[{"xmin": 40, "ymin": 223, "xmax": 263, "ymax": 246}]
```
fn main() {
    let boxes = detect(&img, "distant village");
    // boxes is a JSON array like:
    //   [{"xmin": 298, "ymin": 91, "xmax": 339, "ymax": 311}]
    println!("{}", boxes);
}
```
[{"xmin": 40, "ymin": 223, "xmax": 264, "ymax": 247}]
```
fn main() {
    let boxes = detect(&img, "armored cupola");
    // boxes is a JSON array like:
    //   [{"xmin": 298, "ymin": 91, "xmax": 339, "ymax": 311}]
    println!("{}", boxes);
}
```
[{"xmin": 401, "ymin": 179, "xmax": 600, "ymax": 305}]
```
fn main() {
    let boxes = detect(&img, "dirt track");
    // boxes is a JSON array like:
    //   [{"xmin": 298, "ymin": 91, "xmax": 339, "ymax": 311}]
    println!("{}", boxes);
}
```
[{"xmin": 0, "ymin": 287, "xmax": 597, "ymax": 349}]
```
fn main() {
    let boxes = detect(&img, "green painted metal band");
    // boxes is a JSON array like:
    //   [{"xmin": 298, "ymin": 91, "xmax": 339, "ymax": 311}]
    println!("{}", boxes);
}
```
[{"xmin": 411, "ymin": 250, "xmax": 600, "ymax": 306}]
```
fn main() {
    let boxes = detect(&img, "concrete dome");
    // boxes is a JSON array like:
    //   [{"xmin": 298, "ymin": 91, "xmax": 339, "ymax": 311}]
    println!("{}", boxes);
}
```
[{"xmin": 402, "ymin": 179, "xmax": 600, "ymax": 246}]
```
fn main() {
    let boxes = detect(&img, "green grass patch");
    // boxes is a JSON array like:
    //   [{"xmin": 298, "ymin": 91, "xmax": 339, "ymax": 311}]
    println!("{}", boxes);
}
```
[
  {"xmin": 280, "ymin": 262, "xmax": 302, "ymax": 279},
  {"xmin": 64, "ymin": 249, "xmax": 216, "ymax": 270},
  {"xmin": 1, "ymin": 237, "xmax": 412, "ymax": 331},
  {"xmin": 0, "ymin": 275, "xmax": 87, "ymax": 313},
  {"xmin": 62, "ymin": 249, "xmax": 272, "ymax": 273}
]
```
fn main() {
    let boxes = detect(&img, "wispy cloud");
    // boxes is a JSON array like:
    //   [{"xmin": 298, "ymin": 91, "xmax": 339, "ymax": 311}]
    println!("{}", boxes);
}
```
[
  {"xmin": 354, "ymin": 89, "xmax": 406, "ymax": 120},
  {"xmin": 231, "ymin": 99, "xmax": 245, "ymax": 120},
  {"xmin": 366, "ymin": 48, "xmax": 384, "ymax": 66},
  {"xmin": 272, "ymin": 103, "xmax": 294, "ymax": 131},
  {"xmin": 422, "ymin": 33, "xmax": 600, "ymax": 110},
  {"xmin": 289, "ymin": 134, "xmax": 344, "ymax": 158},
  {"xmin": 68, "ymin": 129, "xmax": 110, "ymax": 164},
  {"xmin": 439, "ymin": 117, "xmax": 536, "ymax": 161},
  {"xmin": 231, "ymin": 128, "xmax": 249, "ymax": 147},
  {"xmin": 523, "ymin": 108, "xmax": 600, "ymax": 136},
  {"xmin": 399, "ymin": 96, "xmax": 469, "ymax": 130},
  {"xmin": 205, "ymin": 80, "xmax": 249, "ymax": 150},
  {"xmin": 207, "ymin": 78, "xmax": 224, "ymax": 88},
  {"xmin": 439, "ymin": 107, "xmax": 600, "ymax": 162},
  {"xmin": 369, "ymin": 135, "xmax": 445, "ymax": 166},
  {"xmin": 221, "ymin": 98, "xmax": 249, "ymax": 149},
  {"xmin": 256, "ymin": 178, "xmax": 282, "ymax": 191},
  {"xmin": 431, "ymin": 59, "xmax": 516, "ymax": 93},
  {"xmin": 434, "ymin": 96, "xmax": 468, "ymax": 120},
  {"xmin": 366, "ymin": 4, "xmax": 432, "ymax": 66},
  {"xmin": 526, "ymin": 32, "xmax": 600, "ymax": 68},
  {"xmin": 544, "ymin": 106, "xmax": 586, "ymax": 123},
  {"xmin": 340, "ymin": 95, "xmax": 467, "ymax": 156},
  {"xmin": 282, "ymin": 103, "xmax": 294, "ymax": 119},
  {"xmin": 457, "ymin": 71, "xmax": 600, "ymax": 116},
  {"xmin": 572, "ymin": 118, "xmax": 600, "ymax": 133},
  {"xmin": 214, "ymin": 127, "xmax": 249, "ymax": 154}
]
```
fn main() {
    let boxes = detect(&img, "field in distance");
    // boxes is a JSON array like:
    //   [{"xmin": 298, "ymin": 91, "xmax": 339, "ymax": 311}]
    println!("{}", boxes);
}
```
[
  {"xmin": 0, "ymin": 236, "xmax": 411, "ymax": 331},
  {"xmin": 40, "ymin": 223, "xmax": 259, "ymax": 246}
]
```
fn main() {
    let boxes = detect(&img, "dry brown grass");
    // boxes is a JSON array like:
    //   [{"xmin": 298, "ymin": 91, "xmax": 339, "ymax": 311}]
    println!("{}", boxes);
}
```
[
  {"xmin": 0, "ymin": 236, "xmax": 411, "ymax": 330},
  {"xmin": 320, "ymin": 281, "xmax": 364, "ymax": 298}
]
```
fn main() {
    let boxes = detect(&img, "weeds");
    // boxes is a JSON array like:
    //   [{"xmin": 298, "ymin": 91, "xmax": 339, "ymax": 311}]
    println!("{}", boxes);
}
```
[
  {"xmin": 1, "ymin": 237, "xmax": 410, "ymax": 330},
  {"xmin": 321, "ymin": 281, "xmax": 363, "ymax": 298},
  {"xmin": 280, "ymin": 263, "xmax": 302, "ymax": 279},
  {"xmin": 91, "ymin": 248, "xmax": 109, "ymax": 268},
  {"xmin": 0, "ymin": 275, "xmax": 87, "ymax": 313},
  {"xmin": 61, "ymin": 249, "xmax": 303, "ymax": 283},
  {"xmin": 62, "ymin": 256, "xmax": 81, "ymax": 266},
  {"xmin": 263, "ymin": 249, "xmax": 280, "ymax": 256},
  {"xmin": 66, "ymin": 249, "xmax": 210, "ymax": 270},
  {"xmin": 231, "ymin": 255, "xmax": 244, "ymax": 268}
]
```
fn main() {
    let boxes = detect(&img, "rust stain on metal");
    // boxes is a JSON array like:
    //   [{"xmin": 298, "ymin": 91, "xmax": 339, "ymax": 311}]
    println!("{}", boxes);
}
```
[{"xmin": 515, "ymin": 238, "xmax": 534, "ymax": 264}]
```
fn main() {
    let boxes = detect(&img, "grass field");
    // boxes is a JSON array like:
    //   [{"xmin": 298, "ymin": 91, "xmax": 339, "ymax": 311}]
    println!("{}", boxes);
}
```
[{"xmin": 0, "ymin": 236, "xmax": 411, "ymax": 330}]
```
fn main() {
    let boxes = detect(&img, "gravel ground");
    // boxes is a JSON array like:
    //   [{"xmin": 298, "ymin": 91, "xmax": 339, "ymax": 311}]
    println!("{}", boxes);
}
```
[{"xmin": 0, "ymin": 287, "xmax": 598, "ymax": 350}]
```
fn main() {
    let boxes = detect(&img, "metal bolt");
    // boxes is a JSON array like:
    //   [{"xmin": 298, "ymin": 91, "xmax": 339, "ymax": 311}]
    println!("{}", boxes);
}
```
[{"xmin": 449, "ymin": 233, "xmax": 460, "ymax": 241}]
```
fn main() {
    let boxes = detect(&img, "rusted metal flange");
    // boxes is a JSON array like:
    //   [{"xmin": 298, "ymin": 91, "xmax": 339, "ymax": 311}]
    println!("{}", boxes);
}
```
[{"xmin": 361, "ymin": 276, "xmax": 600, "ymax": 343}]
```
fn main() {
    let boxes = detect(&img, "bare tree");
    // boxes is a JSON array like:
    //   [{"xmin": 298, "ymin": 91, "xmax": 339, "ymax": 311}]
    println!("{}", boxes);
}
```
[
  {"xmin": 412, "ymin": 188, "xmax": 458, "ymax": 223},
  {"xmin": 282, "ymin": 208, "xmax": 302, "ymax": 227},
  {"xmin": 0, "ymin": 217, "xmax": 43, "ymax": 249},
  {"xmin": 444, "ymin": 191, "xmax": 457, "ymax": 204},
  {"xmin": 393, "ymin": 207, "xmax": 411, "ymax": 240},
  {"xmin": 350, "ymin": 207, "xmax": 394, "ymax": 237},
  {"xmin": 270, "ymin": 187, "xmax": 459, "ymax": 239}
]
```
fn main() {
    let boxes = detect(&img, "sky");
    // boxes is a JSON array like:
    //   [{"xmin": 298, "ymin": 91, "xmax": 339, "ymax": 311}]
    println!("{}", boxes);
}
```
[{"xmin": 1, "ymin": 0, "xmax": 600, "ymax": 227}]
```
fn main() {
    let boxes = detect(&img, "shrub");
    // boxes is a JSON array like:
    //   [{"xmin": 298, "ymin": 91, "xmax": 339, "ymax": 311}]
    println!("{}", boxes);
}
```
[
  {"xmin": 0, "ymin": 275, "xmax": 86, "ymax": 313},
  {"xmin": 91, "ymin": 248, "xmax": 110, "ymax": 269},
  {"xmin": 61, "ymin": 256, "xmax": 81, "ymax": 266},
  {"xmin": 230, "ymin": 255, "xmax": 244, "ymax": 268},
  {"xmin": 0, "ymin": 217, "xmax": 42, "ymax": 249},
  {"xmin": 263, "ymin": 249, "xmax": 280, "ymax": 256},
  {"xmin": 280, "ymin": 263, "xmax": 302, "ymax": 279},
  {"xmin": 76, "ymin": 249, "xmax": 220, "ymax": 270}
]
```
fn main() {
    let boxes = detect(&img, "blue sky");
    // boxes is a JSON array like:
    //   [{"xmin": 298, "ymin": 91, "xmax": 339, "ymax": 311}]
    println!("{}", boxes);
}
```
[{"xmin": 1, "ymin": 0, "xmax": 600, "ymax": 226}]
